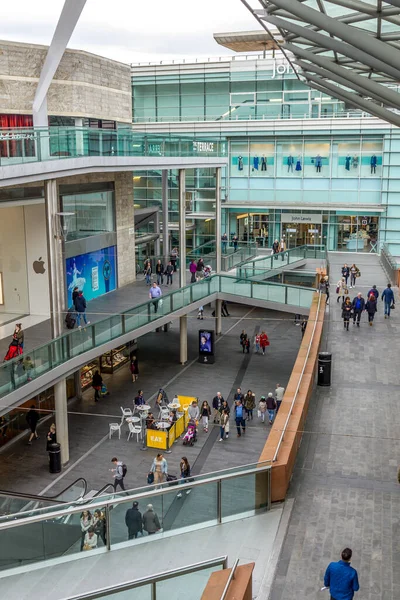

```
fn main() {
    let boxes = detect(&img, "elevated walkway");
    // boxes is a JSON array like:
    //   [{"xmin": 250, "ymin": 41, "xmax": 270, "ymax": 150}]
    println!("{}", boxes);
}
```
[
  {"xmin": 0, "ymin": 127, "xmax": 227, "ymax": 187},
  {"xmin": 0, "ymin": 274, "xmax": 314, "ymax": 412}
]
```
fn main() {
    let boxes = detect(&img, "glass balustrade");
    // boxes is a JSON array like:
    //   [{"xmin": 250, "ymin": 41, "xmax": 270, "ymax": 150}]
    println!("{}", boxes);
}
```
[
  {"xmin": 0, "ymin": 462, "xmax": 270, "ymax": 572},
  {"xmin": 237, "ymin": 244, "xmax": 326, "ymax": 280},
  {"xmin": 0, "ymin": 275, "xmax": 314, "ymax": 400},
  {"xmin": 0, "ymin": 127, "xmax": 227, "ymax": 166}
]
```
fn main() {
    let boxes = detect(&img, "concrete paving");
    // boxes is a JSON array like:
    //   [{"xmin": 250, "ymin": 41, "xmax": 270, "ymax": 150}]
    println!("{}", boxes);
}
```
[
  {"xmin": 0, "ymin": 303, "xmax": 301, "ymax": 498},
  {"xmin": 269, "ymin": 252, "xmax": 400, "ymax": 600}
]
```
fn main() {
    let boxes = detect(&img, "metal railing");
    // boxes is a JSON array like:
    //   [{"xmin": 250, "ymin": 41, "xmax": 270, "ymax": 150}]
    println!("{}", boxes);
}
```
[
  {"xmin": 380, "ymin": 243, "xmax": 400, "ymax": 286},
  {"xmin": 0, "ymin": 461, "xmax": 271, "ymax": 573},
  {"xmin": 237, "ymin": 244, "xmax": 326, "ymax": 280},
  {"xmin": 220, "ymin": 558, "xmax": 240, "ymax": 600},
  {"xmin": 60, "ymin": 556, "xmax": 228, "ymax": 600},
  {"xmin": 273, "ymin": 291, "xmax": 323, "ymax": 463}
]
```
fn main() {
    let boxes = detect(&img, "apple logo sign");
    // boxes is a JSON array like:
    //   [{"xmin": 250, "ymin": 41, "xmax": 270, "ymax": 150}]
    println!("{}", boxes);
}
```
[{"xmin": 33, "ymin": 257, "xmax": 46, "ymax": 274}]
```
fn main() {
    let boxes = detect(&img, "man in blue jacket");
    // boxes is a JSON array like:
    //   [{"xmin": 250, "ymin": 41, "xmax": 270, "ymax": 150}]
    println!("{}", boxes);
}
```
[
  {"xmin": 381, "ymin": 283, "xmax": 395, "ymax": 318},
  {"xmin": 324, "ymin": 548, "xmax": 359, "ymax": 600},
  {"xmin": 74, "ymin": 291, "xmax": 90, "ymax": 328},
  {"xmin": 351, "ymin": 292, "xmax": 365, "ymax": 327}
]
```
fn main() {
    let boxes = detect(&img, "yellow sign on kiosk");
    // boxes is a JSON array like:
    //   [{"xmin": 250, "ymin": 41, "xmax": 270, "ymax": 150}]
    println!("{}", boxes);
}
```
[{"xmin": 146, "ymin": 397, "xmax": 195, "ymax": 450}]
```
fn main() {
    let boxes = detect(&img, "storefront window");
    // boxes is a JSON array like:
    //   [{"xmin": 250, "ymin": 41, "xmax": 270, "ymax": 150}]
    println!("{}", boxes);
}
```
[
  {"xmin": 62, "ymin": 190, "xmax": 115, "ymax": 241},
  {"xmin": 276, "ymin": 142, "xmax": 304, "ymax": 177},
  {"xmin": 249, "ymin": 142, "xmax": 274, "ymax": 177}
]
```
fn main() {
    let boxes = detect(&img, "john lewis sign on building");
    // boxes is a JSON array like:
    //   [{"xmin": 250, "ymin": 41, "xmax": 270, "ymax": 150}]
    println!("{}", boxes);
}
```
[{"xmin": 282, "ymin": 214, "xmax": 323, "ymax": 224}]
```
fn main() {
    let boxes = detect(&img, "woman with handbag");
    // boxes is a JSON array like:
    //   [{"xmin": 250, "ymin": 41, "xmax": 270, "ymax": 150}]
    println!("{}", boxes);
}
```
[
  {"xmin": 177, "ymin": 457, "xmax": 192, "ymax": 497},
  {"xmin": 150, "ymin": 453, "xmax": 168, "ymax": 489},
  {"xmin": 92, "ymin": 370, "xmax": 103, "ymax": 402},
  {"xmin": 336, "ymin": 277, "xmax": 347, "ymax": 303}
]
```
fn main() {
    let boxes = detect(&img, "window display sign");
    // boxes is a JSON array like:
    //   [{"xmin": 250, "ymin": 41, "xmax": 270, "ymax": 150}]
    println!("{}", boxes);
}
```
[
  {"xmin": 66, "ymin": 246, "xmax": 117, "ymax": 306},
  {"xmin": 282, "ymin": 214, "xmax": 322, "ymax": 224},
  {"xmin": 198, "ymin": 329, "xmax": 215, "ymax": 364}
]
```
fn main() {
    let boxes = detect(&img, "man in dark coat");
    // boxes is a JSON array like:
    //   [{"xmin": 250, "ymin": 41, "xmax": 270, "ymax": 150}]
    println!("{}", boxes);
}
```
[
  {"xmin": 26, "ymin": 405, "xmax": 40, "ymax": 445},
  {"xmin": 125, "ymin": 501, "xmax": 143, "ymax": 539},
  {"xmin": 352, "ymin": 292, "xmax": 365, "ymax": 327}
]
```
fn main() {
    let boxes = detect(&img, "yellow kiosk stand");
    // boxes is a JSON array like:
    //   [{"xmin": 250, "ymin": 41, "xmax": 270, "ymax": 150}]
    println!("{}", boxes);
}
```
[{"xmin": 146, "ymin": 396, "xmax": 196, "ymax": 451}]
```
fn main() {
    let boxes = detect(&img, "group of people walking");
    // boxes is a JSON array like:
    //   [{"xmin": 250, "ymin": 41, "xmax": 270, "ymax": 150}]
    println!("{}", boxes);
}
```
[
  {"xmin": 336, "ymin": 263, "xmax": 395, "ymax": 330},
  {"xmin": 240, "ymin": 330, "xmax": 270, "ymax": 354}
]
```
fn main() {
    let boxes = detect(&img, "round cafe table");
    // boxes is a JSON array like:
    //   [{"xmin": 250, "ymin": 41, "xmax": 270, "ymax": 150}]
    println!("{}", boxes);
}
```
[
  {"xmin": 137, "ymin": 404, "xmax": 151, "ymax": 411},
  {"xmin": 156, "ymin": 422, "xmax": 170, "ymax": 430},
  {"xmin": 126, "ymin": 416, "xmax": 140, "ymax": 424},
  {"xmin": 168, "ymin": 403, "xmax": 180, "ymax": 410}
]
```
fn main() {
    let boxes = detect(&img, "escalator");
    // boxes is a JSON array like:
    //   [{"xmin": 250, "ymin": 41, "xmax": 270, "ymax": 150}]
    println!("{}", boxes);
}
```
[{"xmin": 0, "ymin": 477, "xmax": 88, "ymax": 519}]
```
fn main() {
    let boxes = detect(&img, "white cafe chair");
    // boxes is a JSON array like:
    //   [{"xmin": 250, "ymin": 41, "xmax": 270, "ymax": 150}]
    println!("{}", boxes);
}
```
[
  {"xmin": 109, "ymin": 422, "xmax": 122, "ymax": 439},
  {"xmin": 121, "ymin": 407, "xmax": 133, "ymax": 422},
  {"xmin": 159, "ymin": 406, "xmax": 170, "ymax": 421},
  {"xmin": 127, "ymin": 422, "xmax": 142, "ymax": 442}
]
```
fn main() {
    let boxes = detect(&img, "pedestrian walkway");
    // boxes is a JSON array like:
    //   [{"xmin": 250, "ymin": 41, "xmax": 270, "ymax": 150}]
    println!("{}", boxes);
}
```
[
  {"xmin": 269, "ymin": 253, "xmax": 400, "ymax": 600},
  {"xmin": 0, "ymin": 303, "xmax": 302, "ymax": 498},
  {"xmin": 0, "ymin": 270, "xmax": 184, "ymax": 358}
]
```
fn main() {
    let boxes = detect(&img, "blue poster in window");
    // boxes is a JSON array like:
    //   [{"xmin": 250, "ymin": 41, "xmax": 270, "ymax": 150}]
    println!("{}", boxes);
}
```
[{"xmin": 66, "ymin": 246, "xmax": 117, "ymax": 306}]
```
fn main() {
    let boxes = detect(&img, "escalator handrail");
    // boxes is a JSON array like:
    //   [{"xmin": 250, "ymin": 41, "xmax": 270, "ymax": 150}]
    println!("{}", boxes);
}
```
[
  {"xmin": 92, "ymin": 483, "xmax": 114, "ymax": 498},
  {"xmin": 0, "ymin": 477, "xmax": 88, "ymax": 504}
]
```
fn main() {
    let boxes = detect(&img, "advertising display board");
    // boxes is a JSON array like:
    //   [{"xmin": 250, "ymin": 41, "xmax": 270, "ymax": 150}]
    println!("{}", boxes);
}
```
[
  {"xmin": 66, "ymin": 246, "xmax": 117, "ymax": 306},
  {"xmin": 198, "ymin": 329, "xmax": 215, "ymax": 364}
]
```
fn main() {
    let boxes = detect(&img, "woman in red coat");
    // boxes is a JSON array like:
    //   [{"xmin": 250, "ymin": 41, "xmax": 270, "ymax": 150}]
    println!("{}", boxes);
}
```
[{"xmin": 259, "ymin": 331, "xmax": 270, "ymax": 356}]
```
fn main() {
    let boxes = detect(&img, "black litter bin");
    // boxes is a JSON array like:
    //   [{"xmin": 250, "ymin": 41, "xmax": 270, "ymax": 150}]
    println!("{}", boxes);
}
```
[
  {"xmin": 318, "ymin": 352, "xmax": 332, "ymax": 387},
  {"xmin": 49, "ymin": 442, "xmax": 62, "ymax": 474}
]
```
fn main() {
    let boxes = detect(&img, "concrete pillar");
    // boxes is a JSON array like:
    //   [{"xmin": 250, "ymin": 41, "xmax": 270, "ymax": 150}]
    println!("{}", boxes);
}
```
[
  {"xmin": 44, "ymin": 179, "xmax": 65, "ymax": 338},
  {"xmin": 114, "ymin": 172, "xmax": 136, "ymax": 286},
  {"xmin": 215, "ymin": 167, "xmax": 222, "ymax": 273},
  {"xmin": 55, "ymin": 378, "xmax": 69, "ymax": 465},
  {"xmin": 179, "ymin": 169, "xmax": 186, "ymax": 288},
  {"xmin": 162, "ymin": 170, "xmax": 169, "ymax": 266},
  {"xmin": 154, "ymin": 209, "xmax": 161, "ymax": 256},
  {"xmin": 215, "ymin": 299, "xmax": 222, "ymax": 336},
  {"xmin": 180, "ymin": 315, "xmax": 188, "ymax": 365}
]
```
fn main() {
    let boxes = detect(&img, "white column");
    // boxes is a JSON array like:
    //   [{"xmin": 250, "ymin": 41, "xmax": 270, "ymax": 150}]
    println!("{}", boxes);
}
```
[
  {"xmin": 45, "ymin": 179, "xmax": 65, "ymax": 338},
  {"xmin": 162, "ymin": 169, "xmax": 169, "ymax": 267},
  {"xmin": 179, "ymin": 169, "xmax": 186, "ymax": 287},
  {"xmin": 215, "ymin": 299, "xmax": 222, "ymax": 336},
  {"xmin": 75, "ymin": 117, "xmax": 84, "ymax": 156},
  {"xmin": 55, "ymin": 379, "xmax": 69, "ymax": 465},
  {"xmin": 154, "ymin": 210, "xmax": 161, "ymax": 256},
  {"xmin": 215, "ymin": 167, "xmax": 222, "ymax": 273},
  {"xmin": 180, "ymin": 315, "xmax": 188, "ymax": 365}
]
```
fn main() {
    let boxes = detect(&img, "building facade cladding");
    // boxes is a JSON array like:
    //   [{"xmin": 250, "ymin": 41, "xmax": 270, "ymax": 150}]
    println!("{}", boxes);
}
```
[
  {"xmin": 0, "ymin": 39, "xmax": 132, "ymax": 123},
  {"xmin": 131, "ymin": 54, "xmax": 400, "ymax": 255}
]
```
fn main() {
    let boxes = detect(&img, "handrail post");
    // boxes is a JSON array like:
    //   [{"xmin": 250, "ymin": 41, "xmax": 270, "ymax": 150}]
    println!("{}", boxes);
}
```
[
  {"xmin": 106, "ymin": 505, "xmax": 111, "ymax": 551},
  {"xmin": 217, "ymin": 479, "xmax": 222, "ymax": 523},
  {"xmin": 151, "ymin": 581, "xmax": 156, "ymax": 600}
]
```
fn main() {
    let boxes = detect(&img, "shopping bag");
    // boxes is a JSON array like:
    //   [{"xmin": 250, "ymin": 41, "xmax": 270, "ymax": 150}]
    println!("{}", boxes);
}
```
[{"xmin": 147, "ymin": 472, "xmax": 154, "ymax": 485}]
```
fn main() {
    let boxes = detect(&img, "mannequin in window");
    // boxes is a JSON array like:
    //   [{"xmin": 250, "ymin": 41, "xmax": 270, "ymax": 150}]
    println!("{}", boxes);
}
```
[
  {"xmin": 370, "ymin": 155, "xmax": 377, "ymax": 174},
  {"xmin": 238, "ymin": 156, "xmax": 243, "ymax": 171},
  {"xmin": 315, "ymin": 155, "xmax": 322, "ymax": 173},
  {"xmin": 287, "ymin": 155, "xmax": 294, "ymax": 173},
  {"xmin": 345, "ymin": 155, "xmax": 351, "ymax": 171},
  {"xmin": 352, "ymin": 156, "xmax": 359, "ymax": 168},
  {"xmin": 295, "ymin": 157, "xmax": 302, "ymax": 172},
  {"xmin": 253, "ymin": 155, "xmax": 259, "ymax": 171},
  {"xmin": 261, "ymin": 156, "xmax": 267, "ymax": 171}
]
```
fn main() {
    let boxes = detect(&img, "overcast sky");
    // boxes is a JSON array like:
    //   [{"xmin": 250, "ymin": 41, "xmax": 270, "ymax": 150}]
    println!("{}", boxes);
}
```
[{"xmin": 0, "ymin": 0, "xmax": 259, "ymax": 64}]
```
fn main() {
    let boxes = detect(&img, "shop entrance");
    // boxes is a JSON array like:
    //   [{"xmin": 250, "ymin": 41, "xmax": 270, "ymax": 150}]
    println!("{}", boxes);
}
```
[
  {"xmin": 337, "ymin": 216, "xmax": 379, "ymax": 252},
  {"xmin": 282, "ymin": 222, "xmax": 322, "ymax": 248}
]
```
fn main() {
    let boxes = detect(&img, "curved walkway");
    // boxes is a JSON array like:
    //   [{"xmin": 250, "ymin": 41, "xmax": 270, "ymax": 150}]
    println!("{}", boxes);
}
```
[{"xmin": 270, "ymin": 253, "xmax": 400, "ymax": 600}]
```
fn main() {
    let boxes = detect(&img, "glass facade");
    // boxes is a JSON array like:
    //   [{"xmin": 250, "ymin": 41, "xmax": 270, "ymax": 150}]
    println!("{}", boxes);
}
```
[
  {"xmin": 131, "ymin": 57, "xmax": 346, "ymax": 123},
  {"xmin": 62, "ymin": 190, "xmax": 115, "ymax": 241}
]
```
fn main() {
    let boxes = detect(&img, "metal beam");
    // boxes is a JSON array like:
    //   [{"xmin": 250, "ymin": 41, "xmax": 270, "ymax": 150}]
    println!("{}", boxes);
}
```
[
  {"xmin": 285, "ymin": 43, "xmax": 400, "ymax": 109},
  {"xmin": 264, "ymin": 12, "xmax": 400, "ymax": 81},
  {"xmin": 33, "ymin": 0, "xmax": 87, "ymax": 126},
  {"xmin": 302, "ymin": 73, "xmax": 400, "ymax": 127},
  {"xmin": 260, "ymin": 0, "xmax": 400, "ymax": 70}
]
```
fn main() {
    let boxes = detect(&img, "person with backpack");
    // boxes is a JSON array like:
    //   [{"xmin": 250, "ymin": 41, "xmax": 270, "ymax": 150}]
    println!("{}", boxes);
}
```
[
  {"xmin": 266, "ymin": 393, "xmax": 277, "ymax": 425},
  {"xmin": 74, "ymin": 291, "xmax": 90, "ymax": 328},
  {"xmin": 125, "ymin": 501, "xmax": 143, "ymax": 539},
  {"xmin": 382, "ymin": 283, "xmax": 395, "ymax": 318},
  {"xmin": 234, "ymin": 399, "xmax": 246, "ymax": 437},
  {"xmin": 367, "ymin": 284, "xmax": 379, "ymax": 301},
  {"xmin": 259, "ymin": 331, "xmax": 270, "ymax": 356},
  {"xmin": 110, "ymin": 457, "xmax": 126, "ymax": 491}
]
